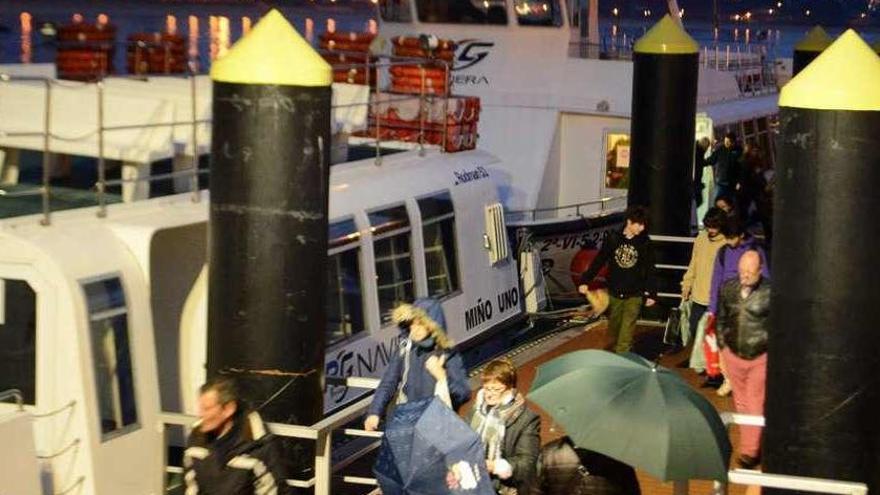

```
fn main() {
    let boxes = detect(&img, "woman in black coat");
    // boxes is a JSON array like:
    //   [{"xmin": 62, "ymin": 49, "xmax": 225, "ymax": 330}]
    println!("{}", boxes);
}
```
[{"xmin": 467, "ymin": 359, "xmax": 541, "ymax": 495}]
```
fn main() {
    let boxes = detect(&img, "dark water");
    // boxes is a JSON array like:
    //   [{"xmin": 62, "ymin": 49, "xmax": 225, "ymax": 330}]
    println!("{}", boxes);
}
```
[
  {"xmin": 1, "ymin": 1, "xmax": 878, "ymax": 73},
  {"xmin": 0, "ymin": 0, "xmax": 373, "ymax": 72}
]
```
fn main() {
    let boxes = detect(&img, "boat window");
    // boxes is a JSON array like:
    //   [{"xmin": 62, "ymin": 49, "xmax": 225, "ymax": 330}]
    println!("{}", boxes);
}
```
[
  {"xmin": 485, "ymin": 202, "xmax": 510, "ymax": 264},
  {"xmin": 604, "ymin": 131, "xmax": 631, "ymax": 191},
  {"xmin": 418, "ymin": 192, "xmax": 460, "ymax": 298},
  {"xmin": 82, "ymin": 276, "xmax": 139, "ymax": 438},
  {"xmin": 379, "ymin": 0, "xmax": 414, "ymax": 22},
  {"xmin": 416, "ymin": 0, "xmax": 508, "ymax": 25},
  {"xmin": 327, "ymin": 219, "xmax": 366, "ymax": 347},
  {"xmin": 515, "ymin": 0, "xmax": 563, "ymax": 26},
  {"xmin": 0, "ymin": 278, "xmax": 37, "ymax": 405},
  {"xmin": 368, "ymin": 206, "xmax": 414, "ymax": 323}
]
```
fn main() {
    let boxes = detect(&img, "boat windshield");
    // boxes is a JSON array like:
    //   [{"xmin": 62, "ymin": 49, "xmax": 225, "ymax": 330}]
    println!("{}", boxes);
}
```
[
  {"xmin": 379, "ymin": 0, "xmax": 414, "ymax": 23},
  {"xmin": 415, "ymin": 0, "xmax": 508, "ymax": 25}
]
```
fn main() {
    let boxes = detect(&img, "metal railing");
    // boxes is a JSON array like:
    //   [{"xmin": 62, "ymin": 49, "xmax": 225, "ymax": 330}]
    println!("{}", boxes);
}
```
[
  {"xmin": 0, "ymin": 388, "xmax": 24, "ymax": 410},
  {"xmin": 1, "ymin": 51, "xmax": 466, "ymax": 225},
  {"xmin": 161, "ymin": 377, "xmax": 382, "ymax": 495},
  {"xmin": 0, "ymin": 70, "xmax": 206, "ymax": 224},
  {"xmin": 505, "ymin": 194, "xmax": 627, "ymax": 223},
  {"xmin": 709, "ymin": 413, "xmax": 869, "ymax": 495}
]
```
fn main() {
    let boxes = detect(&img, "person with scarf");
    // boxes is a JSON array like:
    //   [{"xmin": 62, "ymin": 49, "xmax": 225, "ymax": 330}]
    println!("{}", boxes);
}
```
[
  {"xmin": 364, "ymin": 297, "xmax": 471, "ymax": 431},
  {"xmin": 467, "ymin": 359, "xmax": 540, "ymax": 495}
]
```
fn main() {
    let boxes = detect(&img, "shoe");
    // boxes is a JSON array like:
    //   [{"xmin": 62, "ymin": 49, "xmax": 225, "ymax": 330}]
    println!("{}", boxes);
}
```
[
  {"xmin": 737, "ymin": 454, "xmax": 761, "ymax": 469},
  {"xmin": 700, "ymin": 376, "xmax": 723, "ymax": 389},
  {"xmin": 716, "ymin": 379, "xmax": 732, "ymax": 397}
]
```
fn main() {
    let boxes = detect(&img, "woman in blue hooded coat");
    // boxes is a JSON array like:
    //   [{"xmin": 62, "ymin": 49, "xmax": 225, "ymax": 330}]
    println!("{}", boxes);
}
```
[{"xmin": 364, "ymin": 297, "xmax": 471, "ymax": 431}]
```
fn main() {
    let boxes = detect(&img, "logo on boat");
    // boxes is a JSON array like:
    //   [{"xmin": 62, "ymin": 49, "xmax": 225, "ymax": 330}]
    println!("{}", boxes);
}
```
[{"xmin": 454, "ymin": 40, "xmax": 494, "ymax": 71}]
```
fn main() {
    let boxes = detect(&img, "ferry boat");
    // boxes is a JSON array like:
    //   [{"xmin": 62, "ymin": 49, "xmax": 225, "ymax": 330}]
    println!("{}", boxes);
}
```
[{"xmin": 0, "ymin": 1, "xmax": 781, "ymax": 493}]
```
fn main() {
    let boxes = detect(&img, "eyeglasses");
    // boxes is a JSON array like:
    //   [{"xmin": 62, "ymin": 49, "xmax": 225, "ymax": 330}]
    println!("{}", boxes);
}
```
[{"xmin": 482, "ymin": 386, "xmax": 507, "ymax": 394}]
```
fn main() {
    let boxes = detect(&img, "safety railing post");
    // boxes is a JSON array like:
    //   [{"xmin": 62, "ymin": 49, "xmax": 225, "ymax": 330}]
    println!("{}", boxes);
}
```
[
  {"xmin": 418, "ymin": 64, "xmax": 426, "ymax": 157},
  {"xmin": 96, "ymin": 81, "xmax": 107, "ymax": 218},
  {"xmin": 314, "ymin": 430, "xmax": 332, "ymax": 495},
  {"xmin": 189, "ymin": 68, "xmax": 200, "ymax": 202},
  {"xmin": 40, "ymin": 79, "xmax": 52, "ymax": 226},
  {"xmin": 374, "ymin": 62, "xmax": 382, "ymax": 166},
  {"xmin": 442, "ymin": 62, "xmax": 450, "ymax": 153}
]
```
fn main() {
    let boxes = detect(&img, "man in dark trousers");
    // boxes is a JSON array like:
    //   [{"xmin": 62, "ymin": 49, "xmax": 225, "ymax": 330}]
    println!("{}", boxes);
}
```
[
  {"xmin": 706, "ymin": 132, "xmax": 743, "ymax": 201},
  {"xmin": 184, "ymin": 376, "xmax": 289, "ymax": 495},
  {"xmin": 578, "ymin": 206, "xmax": 657, "ymax": 353}
]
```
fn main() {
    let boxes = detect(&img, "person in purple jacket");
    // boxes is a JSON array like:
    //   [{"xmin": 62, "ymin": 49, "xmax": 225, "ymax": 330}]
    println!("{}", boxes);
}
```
[
  {"xmin": 363, "ymin": 297, "xmax": 471, "ymax": 431},
  {"xmin": 704, "ymin": 218, "xmax": 770, "ymax": 390}
]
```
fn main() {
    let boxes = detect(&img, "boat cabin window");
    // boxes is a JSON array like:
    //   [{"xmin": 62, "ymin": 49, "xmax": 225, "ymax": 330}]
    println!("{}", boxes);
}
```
[
  {"xmin": 369, "ymin": 205, "xmax": 415, "ymax": 323},
  {"xmin": 327, "ymin": 219, "xmax": 366, "ymax": 347},
  {"xmin": 418, "ymin": 192, "xmax": 460, "ymax": 298},
  {"xmin": 416, "ymin": 0, "xmax": 508, "ymax": 25},
  {"xmin": 604, "ymin": 131, "xmax": 631, "ymax": 191},
  {"xmin": 515, "ymin": 0, "xmax": 563, "ymax": 26},
  {"xmin": 0, "ymin": 278, "xmax": 37, "ymax": 405},
  {"xmin": 82, "ymin": 276, "xmax": 139, "ymax": 439},
  {"xmin": 379, "ymin": 0, "xmax": 414, "ymax": 22}
]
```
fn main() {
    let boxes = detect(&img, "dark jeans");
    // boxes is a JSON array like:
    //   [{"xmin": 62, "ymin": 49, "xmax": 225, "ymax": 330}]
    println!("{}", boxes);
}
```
[{"xmin": 689, "ymin": 302, "xmax": 707, "ymax": 344}]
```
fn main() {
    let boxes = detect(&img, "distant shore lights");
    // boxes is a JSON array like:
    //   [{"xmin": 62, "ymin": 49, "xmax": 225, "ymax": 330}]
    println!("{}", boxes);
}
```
[
  {"xmin": 305, "ymin": 18, "xmax": 314, "ymax": 43},
  {"xmin": 166, "ymin": 15, "xmax": 178, "ymax": 35},
  {"xmin": 20, "ymin": 12, "xmax": 32, "ymax": 63},
  {"xmin": 188, "ymin": 15, "xmax": 199, "ymax": 69}
]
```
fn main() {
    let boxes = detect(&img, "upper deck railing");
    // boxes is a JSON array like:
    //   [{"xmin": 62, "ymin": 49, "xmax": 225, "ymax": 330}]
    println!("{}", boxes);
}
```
[{"xmin": 0, "ymin": 52, "xmax": 466, "ymax": 226}]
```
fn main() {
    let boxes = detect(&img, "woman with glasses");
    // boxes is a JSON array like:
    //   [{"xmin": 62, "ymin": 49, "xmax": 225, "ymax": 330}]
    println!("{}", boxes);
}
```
[
  {"xmin": 468, "ymin": 359, "xmax": 540, "ymax": 495},
  {"xmin": 363, "ymin": 297, "xmax": 470, "ymax": 431}
]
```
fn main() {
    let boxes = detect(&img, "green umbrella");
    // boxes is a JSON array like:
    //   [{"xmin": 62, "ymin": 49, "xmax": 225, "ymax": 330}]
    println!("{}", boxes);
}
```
[{"xmin": 527, "ymin": 349, "xmax": 731, "ymax": 481}]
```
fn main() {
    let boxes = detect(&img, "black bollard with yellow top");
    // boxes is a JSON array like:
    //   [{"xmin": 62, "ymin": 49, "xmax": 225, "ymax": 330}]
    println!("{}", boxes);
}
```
[
  {"xmin": 627, "ymin": 14, "xmax": 699, "ymax": 237},
  {"xmin": 207, "ymin": 7, "xmax": 331, "ymax": 445},
  {"xmin": 765, "ymin": 29, "xmax": 880, "ymax": 493},
  {"xmin": 792, "ymin": 25, "xmax": 832, "ymax": 76}
]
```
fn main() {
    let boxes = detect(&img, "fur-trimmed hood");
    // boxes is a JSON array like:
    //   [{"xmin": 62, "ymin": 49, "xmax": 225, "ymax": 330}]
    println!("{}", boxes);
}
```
[{"xmin": 392, "ymin": 297, "xmax": 452, "ymax": 349}]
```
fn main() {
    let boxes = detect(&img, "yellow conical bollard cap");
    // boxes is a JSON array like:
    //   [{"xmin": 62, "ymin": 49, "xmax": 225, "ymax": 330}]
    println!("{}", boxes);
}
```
[
  {"xmin": 780, "ymin": 29, "xmax": 880, "ymax": 111},
  {"xmin": 793, "ymin": 25, "xmax": 833, "ymax": 52},
  {"xmin": 211, "ymin": 9, "xmax": 331, "ymax": 86},
  {"xmin": 634, "ymin": 14, "xmax": 698, "ymax": 55}
]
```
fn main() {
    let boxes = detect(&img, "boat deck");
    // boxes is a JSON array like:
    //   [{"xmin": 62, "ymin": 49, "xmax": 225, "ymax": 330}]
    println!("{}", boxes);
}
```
[{"xmin": 494, "ymin": 319, "xmax": 754, "ymax": 495}]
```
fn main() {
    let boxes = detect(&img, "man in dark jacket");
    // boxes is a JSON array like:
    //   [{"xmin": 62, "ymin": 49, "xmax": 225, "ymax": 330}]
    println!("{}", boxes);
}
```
[
  {"xmin": 184, "ymin": 377, "xmax": 288, "ymax": 495},
  {"xmin": 578, "ymin": 206, "xmax": 657, "ymax": 353},
  {"xmin": 468, "ymin": 359, "xmax": 540, "ymax": 494},
  {"xmin": 706, "ymin": 132, "xmax": 743, "ymax": 201},
  {"xmin": 716, "ymin": 250, "xmax": 770, "ymax": 469}
]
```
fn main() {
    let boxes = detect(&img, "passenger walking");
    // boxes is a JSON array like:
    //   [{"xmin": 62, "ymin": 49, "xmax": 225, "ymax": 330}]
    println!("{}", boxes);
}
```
[
  {"xmin": 468, "ymin": 359, "xmax": 541, "ymax": 495},
  {"xmin": 183, "ymin": 376, "xmax": 289, "ymax": 495},
  {"xmin": 532, "ymin": 436, "xmax": 641, "ymax": 495},
  {"xmin": 364, "ymin": 297, "xmax": 471, "ymax": 431},
  {"xmin": 716, "ymin": 251, "xmax": 770, "ymax": 469},
  {"xmin": 706, "ymin": 132, "xmax": 743, "ymax": 201},
  {"xmin": 705, "ymin": 219, "xmax": 770, "ymax": 391},
  {"xmin": 578, "ymin": 206, "xmax": 658, "ymax": 353},
  {"xmin": 679, "ymin": 208, "xmax": 728, "ymax": 370}
]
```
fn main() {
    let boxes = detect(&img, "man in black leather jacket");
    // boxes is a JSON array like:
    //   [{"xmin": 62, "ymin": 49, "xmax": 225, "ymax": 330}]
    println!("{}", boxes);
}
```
[{"xmin": 716, "ymin": 250, "xmax": 770, "ymax": 469}]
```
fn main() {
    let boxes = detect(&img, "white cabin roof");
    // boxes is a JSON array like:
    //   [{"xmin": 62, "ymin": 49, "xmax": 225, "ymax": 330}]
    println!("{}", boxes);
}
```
[{"xmin": 0, "ymin": 76, "xmax": 370, "ymax": 164}]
